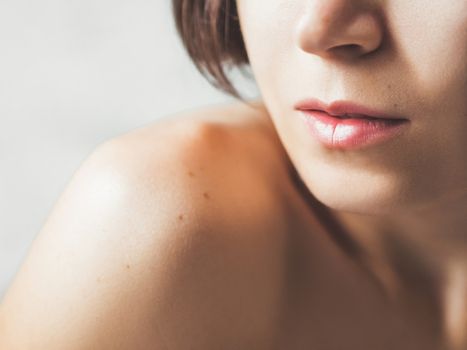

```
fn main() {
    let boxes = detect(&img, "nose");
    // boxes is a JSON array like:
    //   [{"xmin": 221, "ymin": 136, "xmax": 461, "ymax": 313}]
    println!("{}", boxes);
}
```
[{"xmin": 295, "ymin": 0, "xmax": 384, "ymax": 60}]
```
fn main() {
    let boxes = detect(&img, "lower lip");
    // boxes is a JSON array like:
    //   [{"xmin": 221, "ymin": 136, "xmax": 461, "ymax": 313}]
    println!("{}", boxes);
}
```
[{"xmin": 299, "ymin": 110, "xmax": 410, "ymax": 150}]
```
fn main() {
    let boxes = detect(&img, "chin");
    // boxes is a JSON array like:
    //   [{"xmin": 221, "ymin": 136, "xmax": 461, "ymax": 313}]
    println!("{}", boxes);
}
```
[
  {"xmin": 315, "ymin": 192, "xmax": 397, "ymax": 216},
  {"xmin": 301, "ymin": 168, "xmax": 412, "ymax": 217}
]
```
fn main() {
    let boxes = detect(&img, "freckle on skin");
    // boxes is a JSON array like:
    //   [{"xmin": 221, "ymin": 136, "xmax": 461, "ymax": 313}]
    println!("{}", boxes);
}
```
[
  {"xmin": 188, "ymin": 171, "xmax": 195, "ymax": 177},
  {"xmin": 203, "ymin": 192, "xmax": 210, "ymax": 199},
  {"xmin": 178, "ymin": 214, "xmax": 184, "ymax": 221},
  {"xmin": 126, "ymin": 264, "xmax": 130, "ymax": 269}
]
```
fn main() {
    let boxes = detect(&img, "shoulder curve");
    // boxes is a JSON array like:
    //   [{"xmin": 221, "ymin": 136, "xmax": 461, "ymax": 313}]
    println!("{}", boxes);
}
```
[
  {"xmin": 93, "ymin": 100, "xmax": 290, "ymax": 234},
  {"xmin": 0, "ymin": 101, "xmax": 290, "ymax": 349}
]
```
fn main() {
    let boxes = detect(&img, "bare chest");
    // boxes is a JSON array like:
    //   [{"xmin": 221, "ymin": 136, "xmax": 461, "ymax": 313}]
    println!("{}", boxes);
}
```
[{"xmin": 270, "ymin": 207, "xmax": 444, "ymax": 350}]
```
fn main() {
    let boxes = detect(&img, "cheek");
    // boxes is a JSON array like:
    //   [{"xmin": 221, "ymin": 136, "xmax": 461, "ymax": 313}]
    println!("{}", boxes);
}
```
[
  {"xmin": 237, "ymin": 1, "xmax": 302, "ymax": 96},
  {"xmin": 388, "ymin": 1, "xmax": 467, "ymax": 101}
]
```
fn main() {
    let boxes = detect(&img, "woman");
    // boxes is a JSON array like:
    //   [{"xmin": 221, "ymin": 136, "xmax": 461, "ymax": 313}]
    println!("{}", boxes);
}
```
[{"xmin": 1, "ymin": 0, "xmax": 466, "ymax": 349}]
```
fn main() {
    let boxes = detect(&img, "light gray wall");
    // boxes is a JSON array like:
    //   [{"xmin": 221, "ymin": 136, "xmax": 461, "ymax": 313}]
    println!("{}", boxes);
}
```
[{"xmin": 0, "ymin": 0, "xmax": 258, "ymax": 298}]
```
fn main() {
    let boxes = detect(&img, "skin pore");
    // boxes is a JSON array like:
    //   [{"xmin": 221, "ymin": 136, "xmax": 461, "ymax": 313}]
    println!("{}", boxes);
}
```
[{"xmin": 236, "ymin": 0, "xmax": 467, "ymax": 347}]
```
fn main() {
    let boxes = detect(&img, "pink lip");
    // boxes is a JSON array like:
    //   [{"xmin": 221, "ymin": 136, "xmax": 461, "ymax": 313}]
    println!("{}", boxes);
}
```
[
  {"xmin": 294, "ymin": 98, "xmax": 410, "ymax": 150},
  {"xmin": 294, "ymin": 98, "xmax": 407, "ymax": 120}
]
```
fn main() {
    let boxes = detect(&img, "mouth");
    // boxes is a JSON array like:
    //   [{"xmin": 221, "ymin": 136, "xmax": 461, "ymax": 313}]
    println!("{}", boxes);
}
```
[
  {"xmin": 294, "ymin": 98, "xmax": 409, "ymax": 122},
  {"xmin": 312, "ymin": 111, "xmax": 382, "ymax": 120},
  {"xmin": 294, "ymin": 98, "xmax": 410, "ymax": 150}
]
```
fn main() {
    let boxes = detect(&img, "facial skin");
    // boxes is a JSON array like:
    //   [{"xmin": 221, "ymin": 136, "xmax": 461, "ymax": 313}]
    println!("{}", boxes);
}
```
[{"xmin": 236, "ymin": 0, "xmax": 467, "ymax": 217}]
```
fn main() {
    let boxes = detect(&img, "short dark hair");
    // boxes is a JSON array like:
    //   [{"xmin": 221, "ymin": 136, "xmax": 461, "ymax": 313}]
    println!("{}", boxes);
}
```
[{"xmin": 172, "ymin": 0, "xmax": 250, "ymax": 100}]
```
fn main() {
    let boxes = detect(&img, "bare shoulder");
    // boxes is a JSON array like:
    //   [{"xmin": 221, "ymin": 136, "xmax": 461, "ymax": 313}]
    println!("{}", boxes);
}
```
[
  {"xmin": 101, "ymin": 99, "xmax": 292, "ymax": 242},
  {"xmin": 0, "ymin": 101, "xmax": 291, "ymax": 349},
  {"xmin": 111, "ymin": 100, "xmax": 286, "ymax": 184}
]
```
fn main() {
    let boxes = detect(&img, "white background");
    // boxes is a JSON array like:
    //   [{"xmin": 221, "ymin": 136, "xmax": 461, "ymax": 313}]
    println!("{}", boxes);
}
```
[{"xmin": 0, "ymin": 0, "xmax": 257, "ymax": 298}]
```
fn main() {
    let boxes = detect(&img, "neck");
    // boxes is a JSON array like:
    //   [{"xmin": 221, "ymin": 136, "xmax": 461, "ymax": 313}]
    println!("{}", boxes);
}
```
[{"xmin": 331, "ymin": 189, "xmax": 467, "ymax": 348}]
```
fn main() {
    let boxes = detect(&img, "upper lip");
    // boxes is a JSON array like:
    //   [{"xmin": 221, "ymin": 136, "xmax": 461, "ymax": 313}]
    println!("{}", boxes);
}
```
[{"xmin": 294, "ymin": 98, "xmax": 408, "ymax": 120}]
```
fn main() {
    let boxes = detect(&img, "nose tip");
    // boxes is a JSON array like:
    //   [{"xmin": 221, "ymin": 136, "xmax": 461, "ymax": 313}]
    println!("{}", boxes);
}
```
[{"xmin": 296, "ymin": 4, "xmax": 384, "ymax": 60}]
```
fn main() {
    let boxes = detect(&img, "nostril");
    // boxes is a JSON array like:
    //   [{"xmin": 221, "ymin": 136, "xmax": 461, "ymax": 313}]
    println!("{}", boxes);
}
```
[
  {"xmin": 327, "ymin": 43, "xmax": 366, "ymax": 59},
  {"xmin": 342, "ymin": 44, "xmax": 361, "ymax": 50},
  {"xmin": 334, "ymin": 43, "xmax": 361, "ymax": 52}
]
